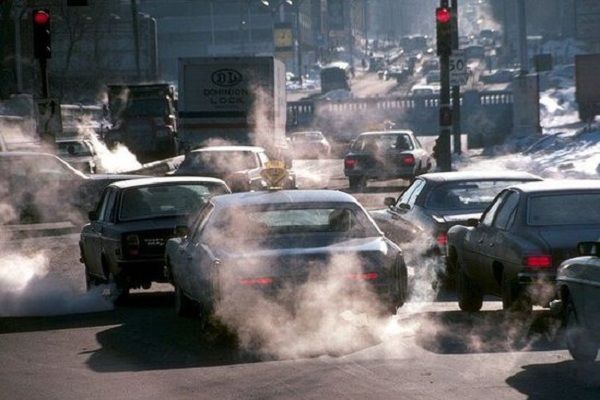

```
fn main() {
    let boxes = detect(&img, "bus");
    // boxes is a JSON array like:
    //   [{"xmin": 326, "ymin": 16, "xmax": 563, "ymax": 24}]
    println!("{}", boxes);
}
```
[{"xmin": 320, "ymin": 61, "xmax": 352, "ymax": 94}]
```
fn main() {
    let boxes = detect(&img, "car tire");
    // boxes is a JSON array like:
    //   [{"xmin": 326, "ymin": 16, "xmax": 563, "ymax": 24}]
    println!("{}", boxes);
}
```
[
  {"xmin": 84, "ymin": 262, "xmax": 98, "ymax": 291},
  {"xmin": 388, "ymin": 260, "xmax": 408, "ymax": 314},
  {"xmin": 565, "ymin": 300, "xmax": 598, "ymax": 362},
  {"xmin": 175, "ymin": 284, "xmax": 197, "ymax": 318},
  {"xmin": 349, "ymin": 176, "xmax": 366, "ymax": 192},
  {"xmin": 502, "ymin": 273, "xmax": 532, "ymax": 314},
  {"xmin": 457, "ymin": 262, "xmax": 483, "ymax": 312}
]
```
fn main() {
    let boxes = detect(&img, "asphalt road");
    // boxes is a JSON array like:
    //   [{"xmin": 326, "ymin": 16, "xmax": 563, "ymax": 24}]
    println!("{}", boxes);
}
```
[{"xmin": 1, "ymin": 159, "xmax": 599, "ymax": 400}]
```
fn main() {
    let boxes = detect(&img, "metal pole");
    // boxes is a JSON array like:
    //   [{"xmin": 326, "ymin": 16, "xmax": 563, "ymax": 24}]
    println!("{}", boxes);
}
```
[
  {"xmin": 295, "ymin": 2, "xmax": 303, "ymax": 84},
  {"xmin": 439, "ymin": 0, "xmax": 452, "ymax": 171},
  {"xmin": 131, "ymin": 0, "xmax": 141, "ymax": 79},
  {"xmin": 451, "ymin": 0, "xmax": 461, "ymax": 154},
  {"xmin": 517, "ymin": 0, "xmax": 528, "ymax": 74},
  {"xmin": 39, "ymin": 58, "xmax": 49, "ymax": 98}
]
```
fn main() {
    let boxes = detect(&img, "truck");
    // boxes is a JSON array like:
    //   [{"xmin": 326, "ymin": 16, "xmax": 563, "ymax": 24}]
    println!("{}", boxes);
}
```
[
  {"xmin": 177, "ymin": 57, "xmax": 287, "ymax": 157},
  {"xmin": 103, "ymin": 83, "xmax": 178, "ymax": 162}
]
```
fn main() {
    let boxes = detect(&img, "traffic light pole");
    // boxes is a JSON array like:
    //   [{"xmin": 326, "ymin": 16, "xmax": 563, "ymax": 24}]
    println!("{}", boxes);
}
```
[
  {"xmin": 39, "ymin": 57, "xmax": 49, "ymax": 98},
  {"xmin": 451, "ymin": 0, "xmax": 461, "ymax": 155},
  {"xmin": 437, "ymin": 0, "xmax": 452, "ymax": 172}
]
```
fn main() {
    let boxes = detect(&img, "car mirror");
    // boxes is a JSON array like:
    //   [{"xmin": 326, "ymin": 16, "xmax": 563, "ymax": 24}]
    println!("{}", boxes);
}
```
[
  {"xmin": 88, "ymin": 210, "xmax": 98, "ymax": 221},
  {"xmin": 174, "ymin": 225, "xmax": 190, "ymax": 238},
  {"xmin": 384, "ymin": 197, "xmax": 396, "ymax": 207},
  {"xmin": 577, "ymin": 241, "xmax": 600, "ymax": 257},
  {"xmin": 398, "ymin": 203, "xmax": 410, "ymax": 211},
  {"xmin": 467, "ymin": 218, "xmax": 479, "ymax": 227}
]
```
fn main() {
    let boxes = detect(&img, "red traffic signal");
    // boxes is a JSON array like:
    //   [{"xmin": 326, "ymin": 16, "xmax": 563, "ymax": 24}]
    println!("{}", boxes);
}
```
[
  {"xmin": 436, "ymin": 7, "xmax": 451, "ymax": 24},
  {"xmin": 32, "ymin": 9, "xmax": 51, "ymax": 59},
  {"xmin": 33, "ymin": 10, "xmax": 50, "ymax": 25}
]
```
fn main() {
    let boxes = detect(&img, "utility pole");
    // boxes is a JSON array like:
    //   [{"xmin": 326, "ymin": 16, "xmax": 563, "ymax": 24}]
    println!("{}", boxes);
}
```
[
  {"xmin": 451, "ymin": 0, "xmax": 461, "ymax": 154},
  {"xmin": 435, "ymin": 2, "xmax": 452, "ymax": 172},
  {"xmin": 131, "ymin": 0, "xmax": 141, "ymax": 80}
]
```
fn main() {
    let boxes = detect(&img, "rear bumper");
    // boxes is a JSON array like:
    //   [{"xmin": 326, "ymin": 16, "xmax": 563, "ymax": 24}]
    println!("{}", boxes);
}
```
[{"xmin": 116, "ymin": 258, "xmax": 168, "ymax": 284}]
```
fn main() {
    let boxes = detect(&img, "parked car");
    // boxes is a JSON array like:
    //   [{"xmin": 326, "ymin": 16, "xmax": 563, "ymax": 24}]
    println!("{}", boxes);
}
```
[
  {"xmin": 343, "ymin": 130, "xmax": 431, "ymax": 191},
  {"xmin": 165, "ymin": 189, "xmax": 408, "ymax": 320},
  {"xmin": 173, "ymin": 145, "xmax": 296, "ymax": 192},
  {"xmin": 448, "ymin": 180, "xmax": 600, "ymax": 313},
  {"xmin": 55, "ymin": 137, "xmax": 98, "ymax": 173},
  {"xmin": 289, "ymin": 131, "xmax": 331, "ymax": 159},
  {"xmin": 371, "ymin": 171, "xmax": 542, "ymax": 283},
  {"xmin": 554, "ymin": 241, "xmax": 600, "ymax": 362},
  {"xmin": 80, "ymin": 177, "xmax": 231, "ymax": 300}
]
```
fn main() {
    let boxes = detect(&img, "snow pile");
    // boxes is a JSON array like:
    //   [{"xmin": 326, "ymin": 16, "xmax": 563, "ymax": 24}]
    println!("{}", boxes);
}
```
[{"xmin": 540, "ymin": 87, "xmax": 579, "ymax": 128}]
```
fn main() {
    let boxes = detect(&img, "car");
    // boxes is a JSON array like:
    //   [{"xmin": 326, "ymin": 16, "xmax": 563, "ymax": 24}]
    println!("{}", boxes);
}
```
[
  {"xmin": 448, "ymin": 180, "xmax": 600, "ymax": 313},
  {"xmin": 79, "ymin": 177, "xmax": 231, "ymax": 300},
  {"xmin": 173, "ymin": 145, "xmax": 296, "ymax": 192},
  {"xmin": 289, "ymin": 131, "xmax": 331, "ymax": 159},
  {"xmin": 55, "ymin": 137, "xmax": 99, "ymax": 173},
  {"xmin": 553, "ymin": 241, "xmax": 600, "ymax": 362},
  {"xmin": 371, "ymin": 171, "xmax": 543, "ymax": 283},
  {"xmin": 425, "ymin": 70, "xmax": 441, "ymax": 84},
  {"xmin": 421, "ymin": 59, "xmax": 440, "ymax": 74},
  {"xmin": 343, "ymin": 130, "xmax": 431, "ymax": 191},
  {"xmin": 165, "ymin": 189, "xmax": 408, "ymax": 320},
  {"xmin": 409, "ymin": 83, "xmax": 440, "ymax": 96}
]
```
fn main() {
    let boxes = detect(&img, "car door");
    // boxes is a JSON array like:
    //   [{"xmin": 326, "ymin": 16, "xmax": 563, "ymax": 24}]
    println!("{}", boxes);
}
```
[
  {"xmin": 463, "ymin": 190, "xmax": 508, "ymax": 285},
  {"xmin": 83, "ymin": 188, "xmax": 112, "ymax": 276}
]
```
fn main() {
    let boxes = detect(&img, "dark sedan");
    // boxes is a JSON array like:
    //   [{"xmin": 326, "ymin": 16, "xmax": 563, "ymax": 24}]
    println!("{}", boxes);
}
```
[
  {"xmin": 370, "ymin": 171, "xmax": 542, "ymax": 282},
  {"xmin": 165, "ymin": 190, "xmax": 408, "ymax": 320},
  {"xmin": 343, "ymin": 130, "xmax": 431, "ymax": 191},
  {"xmin": 79, "ymin": 177, "xmax": 230, "ymax": 300},
  {"xmin": 448, "ymin": 180, "xmax": 600, "ymax": 313}
]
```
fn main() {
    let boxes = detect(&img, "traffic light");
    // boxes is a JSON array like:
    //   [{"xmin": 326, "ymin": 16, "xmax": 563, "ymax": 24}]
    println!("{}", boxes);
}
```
[
  {"xmin": 32, "ymin": 9, "xmax": 51, "ymax": 59},
  {"xmin": 436, "ymin": 7, "xmax": 452, "ymax": 57}
]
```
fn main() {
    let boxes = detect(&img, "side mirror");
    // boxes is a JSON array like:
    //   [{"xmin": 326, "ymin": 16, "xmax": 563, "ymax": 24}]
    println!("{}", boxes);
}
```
[
  {"xmin": 577, "ymin": 241, "xmax": 599, "ymax": 257},
  {"xmin": 174, "ymin": 225, "xmax": 190, "ymax": 238},
  {"xmin": 88, "ymin": 210, "xmax": 98, "ymax": 221},
  {"xmin": 398, "ymin": 203, "xmax": 410, "ymax": 211},
  {"xmin": 467, "ymin": 218, "xmax": 479, "ymax": 227},
  {"xmin": 384, "ymin": 197, "xmax": 396, "ymax": 207}
]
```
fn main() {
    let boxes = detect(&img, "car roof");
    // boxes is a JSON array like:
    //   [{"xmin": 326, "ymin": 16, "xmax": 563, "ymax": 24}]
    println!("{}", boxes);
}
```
[
  {"xmin": 211, "ymin": 190, "xmax": 359, "ymax": 208},
  {"xmin": 418, "ymin": 170, "xmax": 543, "ymax": 182},
  {"xmin": 509, "ymin": 179, "xmax": 600, "ymax": 194},
  {"xmin": 190, "ymin": 145, "xmax": 265, "ymax": 153},
  {"xmin": 108, "ymin": 176, "xmax": 228, "ymax": 189},
  {"xmin": 358, "ymin": 130, "xmax": 414, "ymax": 136}
]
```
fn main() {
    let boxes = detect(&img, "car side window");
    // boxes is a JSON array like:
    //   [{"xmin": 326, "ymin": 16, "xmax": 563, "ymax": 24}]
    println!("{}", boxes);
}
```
[
  {"xmin": 493, "ymin": 191, "xmax": 519, "ymax": 230},
  {"xmin": 96, "ymin": 189, "xmax": 110, "ymax": 221},
  {"xmin": 190, "ymin": 203, "xmax": 214, "ymax": 244},
  {"xmin": 481, "ymin": 191, "xmax": 508, "ymax": 227},
  {"xmin": 101, "ymin": 189, "xmax": 118, "ymax": 222},
  {"xmin": 406, "ymin": 179, "xmax": 425, "ymax": 207}
]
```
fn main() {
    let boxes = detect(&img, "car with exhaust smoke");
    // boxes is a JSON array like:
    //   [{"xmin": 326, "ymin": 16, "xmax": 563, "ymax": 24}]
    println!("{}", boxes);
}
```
[
  {"xmin": 165, "ymin": 188, "xmax": 408, "ymax": 321},
  {"xmin": 371, "ymin": 171, "xmax": 542, "ymax": 284},
  {"xmin": 343, "ymin": 130, "xmax": 432, "ymax": 191},
  {"xmin": 79, "ymin": 177, "xmax": 231, "ymax": 300},
  {"xmin": 0, "ymin": 151, "xmax": 145, "ymax": 232},
  {"xmin": 552, "ymin": 241, "xmax": 600, "ymax": 362},
  {"xmin": 55, "ymin": 137, "xmax": 99, "ymax": 174},
  {"xmin": 448, "ymin": 180, "xmax": 600, "ymax": 314},
  {"xmin": 173, "ymin": 145, "xmax": 296, "ymax": 192},
  {"xmin": 289, "ymin": 131, "xmax": 331, "ymax": 159}
]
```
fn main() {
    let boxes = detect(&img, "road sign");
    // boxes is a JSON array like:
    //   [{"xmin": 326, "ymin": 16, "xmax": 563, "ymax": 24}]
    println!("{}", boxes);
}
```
[{"xmin": 449, "ymin": 50, "xmax": 468, "ymax": 86}]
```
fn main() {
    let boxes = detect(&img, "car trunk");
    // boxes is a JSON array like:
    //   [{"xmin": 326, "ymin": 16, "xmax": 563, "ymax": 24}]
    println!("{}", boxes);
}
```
[{"xmin": 538, "ymin": 226, "xmax": 600, "ymax": 268}]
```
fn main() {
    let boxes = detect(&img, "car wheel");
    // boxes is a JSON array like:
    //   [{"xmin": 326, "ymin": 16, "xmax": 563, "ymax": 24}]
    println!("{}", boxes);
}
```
[
  {"xmin": 457, "ymin": 262, "xmax": 483, "ymax": 312},
  {"xmin": 175, "ymin": 284, "xmax": 197, "ymax": 317},
  {"xmin": 502, "ymin": 273, "xmax": 532, "ymax": 314},
  {"xmin": 565, "ymin": 300, "xmax": 598, "ymax": 362},
  {"xmin": 349, "ymin": 176, "xmax": 366, "ymax": 192}
]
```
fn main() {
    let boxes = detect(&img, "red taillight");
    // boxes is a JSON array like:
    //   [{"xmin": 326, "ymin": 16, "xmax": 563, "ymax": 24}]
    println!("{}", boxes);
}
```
[
  {"xmin": 240, "ymin": 277, "xmax": 273, "ymax": 286},
  {"xmin": 401, "ymin": 154, "xmax": 416, "ymax": 166},
  {"xmin": 126, "ymin": 234, "xmax": 140, "ymax": 256},
  {"xmin": 523, "ymin": 255, "xmax": 552, "ymax": 268},
  {"xmin": 344, "ymin": 158, "xmax": 358, "ymax": 169},
  {"xmin": 436, "ymin": 232, "xmax": 448, "ymax": 246},
  {"xmin": 346, "ymin": 272, "xmax": 379, "ymax": 281}
]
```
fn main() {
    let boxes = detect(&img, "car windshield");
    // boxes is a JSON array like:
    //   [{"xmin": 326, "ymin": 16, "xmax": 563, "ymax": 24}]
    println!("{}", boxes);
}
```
[
  {"xmin": 426, "ymin": 180, "xmax": 532, "ymax": 211},
  {"xmin": 57, "ymin": 141, "xmax": 92, "ymax": 157},
  {"xmin": 210, "ymin": 204, "xmax": 379, "ymax": 239},
  {"xmin": 528, "ymin": 193, "xmax": 600, "ymax": 226},
  {"xmin": 351, "ymin": 134, "xmax": 413, "ymax": 152},
  {"xmin": 180, "ymin": 151, "xmax": 258, "ymax": 172},
  {"xmin": 119, "ymin": 183, "xmax": 227, "ymax": 221}
]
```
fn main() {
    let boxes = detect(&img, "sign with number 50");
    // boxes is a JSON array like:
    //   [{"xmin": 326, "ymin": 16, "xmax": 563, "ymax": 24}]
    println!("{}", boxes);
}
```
[{"xmin": 449, "ymin": 50, "xmax": 468, "ymax": 86}]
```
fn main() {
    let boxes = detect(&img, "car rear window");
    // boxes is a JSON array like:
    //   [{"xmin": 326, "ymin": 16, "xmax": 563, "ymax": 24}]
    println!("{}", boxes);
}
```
[
  {"xmin": 351, "ymin": 134, "xmax": 413, "ymax": 152},
  {"xmin": 426, "ymin": 180, "xmax": 532, "ymax": 211},
  {"xmin": 528, "ymin": 193, "xmax": 600, "ymax": 226}
]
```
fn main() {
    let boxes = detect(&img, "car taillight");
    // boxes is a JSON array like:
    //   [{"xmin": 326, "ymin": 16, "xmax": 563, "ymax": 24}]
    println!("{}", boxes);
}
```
[
  {"xmin": 126, "ymin": 234, "xmax": 140, "ymax": 256},
  {"xmin": 523, "ymin": 255, "xmax": 552, "ymax": 268},
  {"xmin": 346, "ymin": 272, "xmax": 379, "ymax": 281},
  {"xmin": 401, "ymin": 154, "xmax": 415, "ymax": 166},
  {"xmin": 344, "ymin": 158, "xmax": 358, "ymax": 169},
  {"xmin": 436, "ymin": 232, "xmax": 448, "ymax": 246},
  {"xmin": 240, "ymin": 277, "xmax": 273, "ymax": 286}
]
